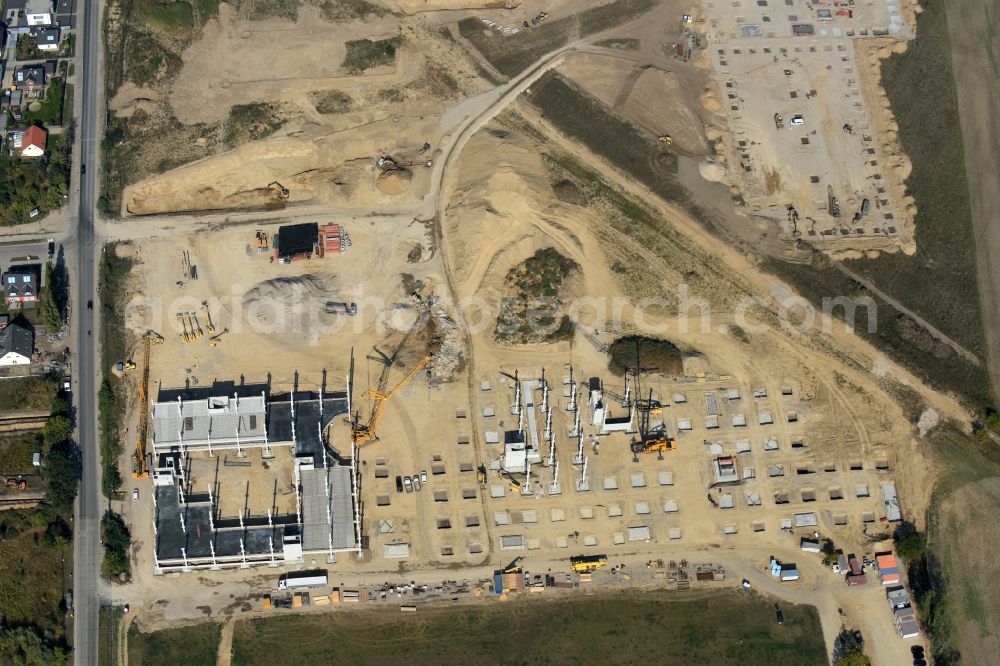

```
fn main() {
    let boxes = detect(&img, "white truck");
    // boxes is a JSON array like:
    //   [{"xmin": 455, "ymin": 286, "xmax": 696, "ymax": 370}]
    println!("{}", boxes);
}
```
[{"xmin": 278, "ymin": 571, "xmax": 328, "ymax": 590}]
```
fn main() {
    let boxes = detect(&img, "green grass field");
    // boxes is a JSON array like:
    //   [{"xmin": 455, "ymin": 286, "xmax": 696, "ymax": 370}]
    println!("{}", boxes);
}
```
[
  {"xmin": 127, "ymin": 621, "xmax": 221, "ymax": 666},
  {"xmin": 0, "ymin": 375, "xmax": 59, "ymax": 411},
  {"xmin": 231, "ymin": 590, "xmax": 825, "ymax": 665},
  {"xmin": 845, "ymin": 0, "xmax": 985, "ymax": 362}
]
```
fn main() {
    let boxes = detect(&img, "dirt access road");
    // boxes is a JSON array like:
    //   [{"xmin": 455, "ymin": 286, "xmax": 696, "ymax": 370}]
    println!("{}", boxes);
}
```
[{"xmin": 947, "ymin": 0, "xmax": 1000, "ymax": 397}]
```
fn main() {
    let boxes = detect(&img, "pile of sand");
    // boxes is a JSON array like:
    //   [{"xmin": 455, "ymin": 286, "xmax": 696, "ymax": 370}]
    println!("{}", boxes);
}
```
[
  {"xmin": 109, "ymin": 82, "xmax": 161, "ymax": 118},
  {"xmin": 376, "ymin": 168, "xmax": 413, "ymax": 195},
  {"xmin": 242, "ymin": 274, "xmax": 345, "ymax": 330},
  {"xmin": 698, "ymin": 160, "xmax": 727, "ymax": 183}
]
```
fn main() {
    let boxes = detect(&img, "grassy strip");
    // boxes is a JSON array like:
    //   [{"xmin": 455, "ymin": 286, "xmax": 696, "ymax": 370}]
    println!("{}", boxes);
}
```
[
  {"xmin": 127, "ymin": 621, "xmax": 220, "ymax": 666},
  {"xmin": 231, "ymin": 589, "xmax": 824, "ymax": 665},
  {"xmin": 62, "ymin": 82, "xmax": 74, "ymax": 126},
  {"xmin": 98, "ymin": 245, "xmax": 134, "ymax": 497},
  {"xmin": 528, "ymin": 73, "xmax": 721, "ymax": 236},
  {"xmin": 763, "ymin": 252, "xmax": 993, "ymax": 407},
  {"xmin": 98, "ymin": 605, "xmax": 124, "ymax": 666},
  {"xmin": 845, "ymin": 0, "xmax": 986, "ymax": 360}
]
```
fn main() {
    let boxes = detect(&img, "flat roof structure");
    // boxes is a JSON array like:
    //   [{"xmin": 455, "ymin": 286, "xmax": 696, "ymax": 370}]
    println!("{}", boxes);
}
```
[
  {"xmin": 881, "ymin": 483, "xmax": 902, "ymax": 521},
  {"xmin": 276, "ymin": 222, "xmax": 318, "ymax": 259},
  {"xmin": 151, "ymin": 394, "xmax": 268, "ymax": 452}
]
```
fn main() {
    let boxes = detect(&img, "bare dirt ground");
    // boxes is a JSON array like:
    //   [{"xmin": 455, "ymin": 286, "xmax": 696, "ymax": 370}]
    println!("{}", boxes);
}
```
[
  {"xmin": 101, "ymin": 3, "xmax": 981, "ymax": 664},
  {"xmin": 946, "ymin": 0, "xmax": 1000, "ymax": 397}
]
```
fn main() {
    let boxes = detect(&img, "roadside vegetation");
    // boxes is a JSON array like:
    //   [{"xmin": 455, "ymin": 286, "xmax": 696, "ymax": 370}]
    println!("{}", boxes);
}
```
[
  {"xmin": 101, "ymin": 511, "xmax": 132, "ymax": 580},
  {"xmin": 458, "ymin": 0, "xmax": 655, "ymax": 77},
  {"xmin": 98, "ymin": 245, "xmax": 134, "ymax": 497},
  {"xmin": 495, "ymin": 247, "xmax": 577, "ymax": 344},
  {"xmin": 231, "ymin": 589, "xmax": 824, "ymax": 664},
  {"xmin": 0, "ymin": 133, "xmax": 71, "ymax": 225},
  {"xmin": 127, "ymin": 621, "xmax": 221, "ymax": 666},
  {"xmin": 225, "ymin": 102, "xmax": 285, "ymax": 145}
]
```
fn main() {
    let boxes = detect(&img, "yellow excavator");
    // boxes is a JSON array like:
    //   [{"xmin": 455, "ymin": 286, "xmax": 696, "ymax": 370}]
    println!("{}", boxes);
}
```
[
  {"xmin": 351, "ymin": 355, "xmax": 430, "ymax": 447},
  {"xmin": 658, "ymin": 135, "xmax": 673, "ymax": 146},
  {"xmin": 268, "ymin": 181, "xmax": 290, "ymax": 200}
]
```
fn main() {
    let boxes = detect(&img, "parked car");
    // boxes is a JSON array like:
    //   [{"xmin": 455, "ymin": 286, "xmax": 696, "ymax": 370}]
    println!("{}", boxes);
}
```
[
  {"xmin": 420, "ymin": 470, "xmax": 428, "ymax": 483},
  {"xmin": 395, "ymin": 476, "xmax": 404, "ymax": 493},
  {"xmin": 404, "ymin": 476, "xmax": 413, "ymax": 493},
  {"xmin": 132, "ymin": 488, "xmax": 139, "ymax": 501},
  {"xmin": 774, "ymin": 604, "xmax": 784, "ymax": 625},
  {"xmin": 412, "ymin": 476, "xmax": 421, "ymax": 491},
  {"xmin": 790, "ymin": 115, "xmax": 804, "ymax": 126}
]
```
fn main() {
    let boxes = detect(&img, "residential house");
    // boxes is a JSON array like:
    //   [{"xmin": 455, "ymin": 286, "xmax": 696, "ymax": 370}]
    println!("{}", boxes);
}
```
[
  {"xmin": 20, "ymin": 124, "xmax": 47, "ymax": 157},
  {"xmin": 25, "ymin": 0, "xmax": 54, "ymax": 25},
  {"xmin": 3, "ymin": 269, "xmax": 39, "ymax": 304},
  {"xmin": 0, "ymin": 316, "xmax": 33, "ymax": 366},
  {"xmin": 34, "ymin": 25, "xmax": 59, "ymax": 50},
  {"xmin": 14, "ymin": 65, "xmax": 46, "ymax": 98}
]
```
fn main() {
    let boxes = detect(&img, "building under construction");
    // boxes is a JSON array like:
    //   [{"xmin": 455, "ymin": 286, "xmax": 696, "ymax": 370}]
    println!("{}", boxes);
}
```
[{"xmin": 148, "ymin": 379, "xmax": 362, "ymax": 573}]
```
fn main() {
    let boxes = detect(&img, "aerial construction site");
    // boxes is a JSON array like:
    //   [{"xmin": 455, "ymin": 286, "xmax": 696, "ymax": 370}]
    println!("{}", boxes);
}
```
[{"xmin": 97, "ymin": 0, "xmax": 963, "ymax": 663}]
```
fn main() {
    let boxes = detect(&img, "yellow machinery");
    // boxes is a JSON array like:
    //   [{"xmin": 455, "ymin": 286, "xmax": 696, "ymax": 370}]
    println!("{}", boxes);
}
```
[
  {"xmin": 147, "ymin": 330, "xmax": 164, "ymax": 345},
  {"xmin": 132, "ymin": 333, "xmax": 153, "ymax": 479},
  {"xmin": 189, "ymin": 313, "xmax": 204, "ymax": 339},
  {"xmin": 177, "ymin": 313, "xmax": 191, "ymax": 343},
  {"xmin": 570, "ymin": 554, "xmax": 608, "ymax": 573},
  {"xmin": 268, "ymin": 181, "xmax": 290, "ymax": 200},
  {"xmin": 208, "ymin": 328, "xmax": 229, "ymax": 347},
  {"xmin": 202, "ymin": 302, "xmax": 216, "ymax": 334},
  {"xmin": 658, "ymin": 135, "xmax": 673, "ymax": 146},
  {"xmin": 351, "ymin": 356, "xmax": 430, "ymax": 447}
]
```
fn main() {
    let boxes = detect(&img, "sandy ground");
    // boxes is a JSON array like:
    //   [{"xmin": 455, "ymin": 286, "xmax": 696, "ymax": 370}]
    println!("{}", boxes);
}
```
[
  {"xmin": 99, "ymin": 4, "xmax": 966, "ymax": 665},
  {"xmin": 946, "ymin": 0, "xmax": 1000, "ymax": 397}
]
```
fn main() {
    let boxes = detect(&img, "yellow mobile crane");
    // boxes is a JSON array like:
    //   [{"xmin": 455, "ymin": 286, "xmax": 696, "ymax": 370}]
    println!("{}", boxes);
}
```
[
  {"xmin": 132, "ymin": 332, "xmax": 154, "ymax": 479},
  {"xmin": 351, "ymin": 355, "xmax": 430, "ymax": 447}
]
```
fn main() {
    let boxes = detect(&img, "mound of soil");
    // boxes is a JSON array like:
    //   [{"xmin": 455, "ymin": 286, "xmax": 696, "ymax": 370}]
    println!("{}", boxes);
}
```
[
  {"xmin": 607, "ymin": 335, "xmax": 685, "ymax": 375},
  {"xmin": 376, "ymin": 168, "xmax": 413, "ymax": 195}
]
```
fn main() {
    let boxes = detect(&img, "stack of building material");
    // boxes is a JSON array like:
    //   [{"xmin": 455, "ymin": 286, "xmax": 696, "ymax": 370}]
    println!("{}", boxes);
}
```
[
  {"xmin": 876, "ymin": 553, "xmax": 901, "ymax": 585},
  {"xmin": 319, "ymin": 224, "xmax": 343, "ymax": 257},
  {"xmin": 503, "ymin": 571, "xmax": 525, "ymax": 592}
]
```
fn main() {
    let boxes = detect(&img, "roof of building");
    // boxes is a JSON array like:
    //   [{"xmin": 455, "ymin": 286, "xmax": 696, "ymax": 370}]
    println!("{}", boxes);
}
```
[
  {"xmin": 35, "ymin": 25, "xmax": 59, "ymax": 44},
  {"xmin": 15, "ymin": 65, "xmax": 45, "ymax": 85},
  {"xmin": 0, "ymin": 320, "xmax": 33, "ymax": 359},
  {"xmin": 3, "ymin": 269, "xmax": 38, "ymax": 298},
  {"xmin": 151, "ymin": 394, "xmax": 268, "ymax": 448},
  {"xmin": 275, "ymin": 222, "xmax": 317, "ymax": 258},
  {"xmin": 22, "ymin": 125, "xmax": 46, "ymax": 151}
]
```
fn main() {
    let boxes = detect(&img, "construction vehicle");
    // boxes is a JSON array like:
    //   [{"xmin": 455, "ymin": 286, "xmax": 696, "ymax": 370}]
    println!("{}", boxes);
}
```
[
  {"xmin": 787, "ymin": 206, "xmax": 801, "ymax": 237},
  {"xmin": 658, "ymin": 135, "xmax": 673, "ymax": 146},
  {"xmin": 202, "ymin": 302, "xmax": 216, "ymax": 334},
  {"xmin": 147, "ymin": 330, "xmax": 164, "ymax": 345},
  {"xmin": 117, "ymin": 360, "xmax": 137, "ymax": 372},
  {"xmin": 255, "ymin": 230, "xmax": 270, "ymax": 253},
  {"xmin": 628, "ymin": 340, "xmax": 676, "ymax": 457},
  {"xmin": 132, "ymin": 333, "xmax": 154, "ymax": 479},
  {"xmin": 497, "ymin": 468, "xmax": 521, "ymax": 493},
  {"xmin": 842, "ymin": 123, "xmax": 855, "ymax": 135},
  {"xmin": 774, "ymin": 113, "xmax": 784, "ymax": 130},
  {"xmin": 351, "ymin": 355, "xmax": 430, "ymax": 447},
  {"xmin": 208, "ymin": 328, "xmax": 229, "ymax": 347},
  {"xmin": 177, "ymin": 313, "xmax": 191, "ymax": 343},
  {"xmin": 570, "ymin": 554, "xmax": 608, "ymax": 573},
  {"xmin": 477, "ymin": 464, "xmax": 488, "ymax": 485},
  {"xmin": 268, "ymin": 181, "xmax": 289, "ymax": 199},
  {"xmin": 189, "ymin": 313, "xmax": 204, "ymax": 339},
  {"xmin": 503, "ymin": 557, "xmax": 524, "ymax": 574}
]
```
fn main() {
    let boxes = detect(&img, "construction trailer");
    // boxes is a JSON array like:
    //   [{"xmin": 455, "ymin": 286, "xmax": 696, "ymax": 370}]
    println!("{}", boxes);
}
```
[
  {"xmin": 275, "ymin": 222, "xmax": 319, "ymax": 262},
  {"xmin": 570, "ymin": 554, "xmax": 608, "ymax": 573}
]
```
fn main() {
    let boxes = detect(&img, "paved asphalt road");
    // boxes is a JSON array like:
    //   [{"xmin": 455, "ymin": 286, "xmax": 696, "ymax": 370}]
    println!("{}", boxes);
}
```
[{"xmin": 71, "ymin": 0, "xmax": 103, "ymax": 662}]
